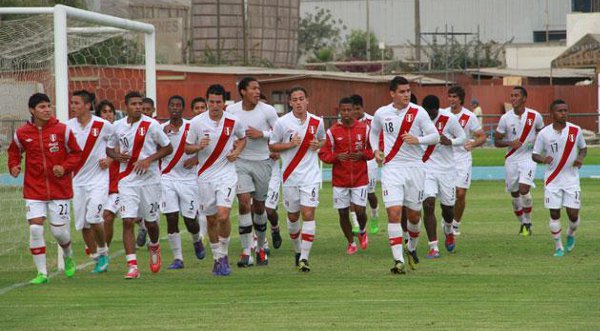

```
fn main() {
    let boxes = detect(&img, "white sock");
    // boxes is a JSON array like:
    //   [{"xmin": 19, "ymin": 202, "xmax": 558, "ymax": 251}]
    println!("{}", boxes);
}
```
[
  {"xmin": 29, "ymin": 224, "xmax": 47, "ymax": 275},
  {"xmin": 190, "ymin": 231, "xmax": 201, "ymax": 243},
  {"xmin": 238, "ymin": 213, "xmax": 253, "ymax": 255},
  {"xmin": 97, "ymin": 245, "xmax": 108, "ymax": 256},
  {"xmin": 168, "ymin": 232, "xmax": 183, "ymax": 261},
  {"xmin": 50, "ymin": 224, "xmax": 72, "ymax": 256},
  {"xmin": 254, "ymin": 212, "xmax": 268, "ymax": 250},
  {"xmin": 126, "ymin": 254, "xmax": 137, "ymax": 267},
  {"xmin": 287, "ymin": 219, "xmax": 302, "ymax": 253},
  {"xmin": 388, "ymin": 223, "xmax": 404, "ymax": 262},
  {"xmin": 568, "ymin": 217, "xmax": 580, "ymax": 237},
  {"xmin": 350, "ymin": 212, "xmax": 359, "ymax": 228},
  {"xmin": 512, "ymin": 196, "xmax": 524, "ymax": 224},
  {"xmin": 197, "ymin": 213, "xmax": 208, "ymax": 239},
  {"xmin": 428, "ymin": 240, "xmax": 439, "ymax": 251},
  {"xmin": 521, "ymin": 193, "xmax": 533, "ymax": 224},
  {"xmin": 403, "ymin": 231, "xmax": 409, "ymax": 241},
  {"xmin": 210, "ymin": 243, "xmax": 221, "ymax": 260},
  {"xmin": 300, "ymin": 220, "xmax": 316, "ymax": 261},
  {"xmin": 218, "ymin": 236, "xmax": 230, "ymax": 257},
  {"xmin": 407, "ymin": 221, "xmax": 421, "ymax": 252},
  {"xmin": 370, "ymin": 206, "xmax": 379, "ymax": 219},
  {"xmin": 452, "ymin": 219, "xmax": 460, "ymax": 230},
  {"xmin": 443, "ymin": 221, "xmax": 453, "ymax": 235},
  {"xmin": 549, "ymin": 218, "xmax": 563, "ymax": 250}
]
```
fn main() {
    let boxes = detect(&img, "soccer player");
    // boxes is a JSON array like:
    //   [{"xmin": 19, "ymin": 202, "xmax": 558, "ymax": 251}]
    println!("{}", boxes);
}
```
[
  {"xmin": 369, "ymin": 76, "xmax": 439, "ymax": 274},
  {"xmin": 227, "ymin": 77, "xmax": 279, "ymax": 267},
  {"xmin": 420, "ymin": 95, "xmax": 466, "ymax": 258},
  {"xmin": 8, "ymin": 93, "xmax": 82, "ymax": 284},
  {"xmin": 160, "ymin": 95, "xmax": 205, "ymax": 270},
  {"xmin": 185, "ymin": 84, "xmax": 246, "ymax": 276},
  {"xmin": 106, "ymin": 91, "xmax": 172, "ymax": 279},
  {"xmin": 350, "ymin": 94, "xmax": 381, "ymax": 234},
  {"xmin": 265, "ymin": 152, "xmax": 283, "ymax": 249},
  {"xmin": 447, "ymin": 86, "xmax": 487, "ymax": 235},
  {"xmin": 269, "ymin": 86, "xmax": 325, "ymax": 272},
  {"xmin": 532, "ymin": 99, "xmax": 586, "ymax": 256},
  {"xmin": 319, "ymin": 97, "xmax": 373, "ymax": 254},
  {"xmin": 190, "ymin": 97, "xmax": 207, "ymax": 118},
  {"xmin": 67, "ymin": 90, "xmax": 113, "ymax": 273},
  {"xmin": 141, "ymin": 97, "xmax": 156, "ymax": 118},
  {"xmin": 494, "ymin": 86, "xmax": 544, "ymax": 235}
]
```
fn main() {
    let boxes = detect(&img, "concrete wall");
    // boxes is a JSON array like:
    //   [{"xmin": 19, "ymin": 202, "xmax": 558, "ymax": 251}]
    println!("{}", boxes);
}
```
[
  {"xmin": 505, "ymin": 43, "xmax": 567, "ymax": 69},
  {"xmin": 567, "ymin": 12, "xmax": 600, "ymax": 46}
]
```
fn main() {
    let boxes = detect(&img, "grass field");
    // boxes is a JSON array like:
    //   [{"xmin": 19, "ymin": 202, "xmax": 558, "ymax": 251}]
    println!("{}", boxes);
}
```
[{"xmin": 1, "ymin": 179, "xmax": 599, "ymax": 330}]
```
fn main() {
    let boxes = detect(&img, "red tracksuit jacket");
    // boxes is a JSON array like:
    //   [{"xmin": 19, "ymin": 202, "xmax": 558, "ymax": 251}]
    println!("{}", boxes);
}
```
[
  {"xmin": 319, "ymin": 120, "xmax": 374, "ymax": 188},
  {"xmin": 7, "ymin": 117, "xmax": 82, "ymax": 200}
]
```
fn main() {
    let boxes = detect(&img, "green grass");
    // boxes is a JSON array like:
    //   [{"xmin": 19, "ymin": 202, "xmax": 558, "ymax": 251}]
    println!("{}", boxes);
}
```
[
  {"xmin": 1, "ymin": 180, "xmax": 599, "ymax": 329},
  {"xmin": 472, "ymin": 146, "xmax": 600, "ymax": 166}
]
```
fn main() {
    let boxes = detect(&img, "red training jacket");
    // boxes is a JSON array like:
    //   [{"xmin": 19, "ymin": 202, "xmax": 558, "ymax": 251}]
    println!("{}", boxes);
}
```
[
  {"xmin": 319, "ymin": 119, "xmax": 373, "ymax": 188},
  {"xmin": 7, "ymin": 117, "xmax": 82, "ymax": 200}
]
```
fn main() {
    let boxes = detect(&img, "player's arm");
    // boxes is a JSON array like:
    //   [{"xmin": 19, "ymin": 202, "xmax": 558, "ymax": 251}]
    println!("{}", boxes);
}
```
[
  {"xmin": 469, "ymin": 129, "xmax": 487, "ymax": 150},
  {"xmin": 574, "ymin": 131, "xmax": 587, "ymax": 168},
  {"xmin": 493, "ymin": 116, "xmax": 515, "ymax": 149},
  {"xmin": 362, "ymin": 126, "xmax": 375, "ymax": 160},
  {"xmin": 369, "ymin": 112, "xmax": 384, "ymax": 163},
  {"xmin": 309, "ymin": 120, "xmax": 326, "ymax": 151},
  {"xmin": 532, "ymin": 134, "xmax": 551, "ymax": 164},
  {"xmin": 185, "ymin": 121, "xmax": 208, "ymax": 154},
  {"xmin": 449, "ymin": 117, "xmax": 467, "ymax": 146},
  {"xmin": 134, "ymin": 124, "xmax": 173, "ymax": 174},
  {"xmin": 227, "ymin": 122, "xmax": 247, "ymax": 162},
  {"xmin": 7, "ymin": 133, "xmax": 23, "ymax": 177},
  {"xmin": 56, "ymin": 128, "xmax": 82, "ymax": 177},
  {"xmin": 269, "ymin": 121, "xmax": 300, "ymax": 152},
  {"xmin": 403, "ymin": 112, "xmax": 439, "ymax": 145},
  {"xmin": 318, "ymin": 130, "xmax": 338, "ymax": 164}
]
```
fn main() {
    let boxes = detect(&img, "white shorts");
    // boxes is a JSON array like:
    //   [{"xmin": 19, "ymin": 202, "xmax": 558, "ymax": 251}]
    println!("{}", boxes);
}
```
[
  {"xmin": 119, "ymin": 184, "xmax": 161, "ymax": 222},
  {"xmin": 265, "ymin": 166, "xmax": 282, "ymax": 210},
  {"xmin": 505, "ymin": 159, "xmax": 536, "ymax": 192},
  {"xmin": 424, "ymin": 171, "xmax": 456, "ymax": 206},
  {"xmin": 104, "ymin": 193, "xmax": 120, "ymax": 214},
  {"xmin": 73, "ymin": 185, "xmax": 107, "ymax": 230},
  {"xmin": 544, "ymin": 187, "xmax": 581, "ymax": 210},
  {"xmin": 25, "ymin": 199, "xmax": 70, "ymax": 225},
  {"xmin": 381, "ymin": 166, "xmax": 425, "ymax": 211},
  {"xmin": 282, "ymin": 183, "xmax": 320, "ymax": 213},
  {"xmin": 367, "ymin": 165, "xmax": 378, "ymax": 193},
  {"xmin": 333, "ymin": 185, "xmax": 368, "ymax": 209},
  {"xmin": 455, "ymin": 159, "xmax": 472, "ymax": 189},
  {"xmin": 198, "ymin": 176, "xmax": 237, "ymax": 216},
  {"xmin": 160, "ymin": 179, "xmax": 199, "ymax": 219}
]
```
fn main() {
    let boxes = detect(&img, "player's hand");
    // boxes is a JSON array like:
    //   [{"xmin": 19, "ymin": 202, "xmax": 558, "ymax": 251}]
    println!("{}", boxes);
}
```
[
  {"xmin": 115, "ymin": 152, "xmax": 131, "ymax": 163},
  {"xmin": 573, "ymin": 158, "xmax": 584, "ymax": 168},
  {"xmin": 464, "ymin": 140, "xmax": 474, "ymax": 151},
  {"xmin": 508, "ymin": 139, "xmax": 523, "ymax": 149},
  {"xmin": 374, "ymin": 150, "xmax": 384, "ymax": 164},
  {"xmin": 290, "ymin": 133, "xmax": 302, "ymax": 147},
  {"xmin": 133, "ymin": 158, "xmax": 150, "ymax": 175},
  {"xmin": 163, "ymin": 123, "xmax": 176, "ymax": 134},
  {"xmin": 183, "ymin": 158, "xmax": 198, "ymax": 169},
  {"xmin": 199, "ymin": 136, "xmax": 211, "ymax": 150},
  {"xmin": 439, "ymin": 134, "xmax": 452, "ymax": 146},
  {"xmin": 226, "ymin": 150, "xmax": 240, "ymax": 162},
  {"xmin": 245, "ymin": 126, "xmax": 263, "ymax": 139},
  {"xmin": 269, "ymin": 152, "xmax": 280, "ymax": 161},
  {"xmin": 309, "ymin": 138, "xmax": 320, "ymax": 151},
  {"xmin": 53, "ymin": 165, "xmax": 65, "ymax": 177},
  {"xmin": 401, "ymin": 133, "xmax": 419, "ymax": 144},
  {"xmin": 544, "ymin": 156, "xmax": 554, "ymax": 164},
  {"xmin": 9, "ymin": 166, "xmax": 20, "ymax": 177},
  {"xmin": 336, "ymin": 152, "xmax": 351, "ymax": 161},
  {"xmin": 99, "ymin": 157, "xmax": 112, "ymax": 169},
  {"xmin": 349, "ymin": 152, "xmax": 364, "ymax": 161}
]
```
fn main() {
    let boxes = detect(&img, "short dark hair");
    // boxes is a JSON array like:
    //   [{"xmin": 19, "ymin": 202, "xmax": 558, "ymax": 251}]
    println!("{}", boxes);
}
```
[
  {"xmin": 410, "ymin": 93, "xmax": 418, "ymax": 104},
  {"xmin": 206, "ymin": 84, "xmax": 227, "ymax": 100},
  {"xmin": 191, "ymin": 97, "xmax": 206, "ymax": 109},
  {"xmin": 259, "ymin": 93, "xmax": 267, "ymax": 101},
  {"xmin": 288, "ymin": 86, "xmax": 308, "ymax": 98},
  {"xmin": 142, "ymin": 97, "xmax": 154, "ymax": 107},
  {"xmin": 125, "ymin": 91, "xmax": 143, "ymax": 105},
  {"xmin": 28, "ymin": 93, "xmax": 51, "ymax": 109},
  {"xmin": 550, "ymin": 99, "xmax": 567, "ymax": 111},
  {"xmin": 339, "ymin": 97, "xmax": 353, "ymax": 107},
  {"xmin": 95, "ymin": 99, "xmax": 115, "ymax": 117},
  {"xmin": 513, "ymin": 86, "xmax": 528, "ymax": 98},
  {"xmin": 349, "ymin": 94, "xmax": 363, "ymax": 107},
  {"xmin": 389, "ymin": 76, "xmax": 410, "ymax": 91},
  {"xmin": 448, "ymin": 85, "xmax": 466, "ymax": 105},
  {"xmin": 73, "ymin": 90, "xmax": 95, "ymax": 108},
  {"xmin": 168, "ymin": 95, "xmax": 185, "ymax": 108},
  {"xmin": 422, "ymin": 95, "xmax": 440, "ymax": 112},
  {"xmin": 238, "ymin": 76, "xmax": 258, "ymax": 95}
]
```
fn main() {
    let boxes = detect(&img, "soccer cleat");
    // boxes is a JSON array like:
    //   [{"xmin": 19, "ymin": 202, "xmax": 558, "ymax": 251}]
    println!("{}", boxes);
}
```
[
  {"xmin": 346, "ymin": 243, "xmax": 358, "ymax": 255},
  {"xmin": 406, "ymin": 249, "xmax": 419, "ymax": 270},
  {"xmin": 369, "ymin": 217, "xmax": 380, "ymax": 234},
  {"xmin": 554, "ymin": 248, "xmax": 565, "ymax": 257},
  {"xmin": 425, "ymin": 248, "xmax": 440, "ymax": 259},
  {"xmin": 92, "ymin": 255, "xmax": 109, "ymax": 273},
  {"xmin": 521, "ymin": 224, "xmax": 532, "ymax": 236},
  {"xmin": 566, "ymin": 236, "xmax": 576, "ymax": 252},
  {"xmin": 30, "ymin": 272, "xmax": 49, "ymax": 285},
  {"xmin": 298, "ymin": 259, "xmax": 311, "ymax": 272},
  {"xmin": 358, "ymin": 232, "xmax": 369, "ymax": 250},
  {"xmin": 124, "ymin": 265, "xmax": 140, "ymax": 279},
  {"xmin": 136, "ymin": 227, "xmax": 148, "ymax": 247},
  {"xmin": 219, "ymin": 256, "xmax": 231, "ymax": 276},
  {"xmin": 390, "ymin": 260, "xmax": 406, "ymax": 275},
  {"xmin": 237, "ymin": 254, "xmax": 254, "ymax": 268},
  {"xmin": 518, "ymin": 224, "xmax": 525, "ymax": 235},
  {"xmin": 212, "ymin": 259, "xmax": 220, "ymax": 276},
  {"xmin": 256, "ymin": 248, "xmax": 269, "ymax": 266},
  {"xmin": 294, "ymin": 253, "xmax": 301, "ymax": 267},
  {"xmin": 167, "ymin": 259, "xmax": 184, "ymax": 270},
  {"xmin": 149, "ymin": 244, "xmax": 161, "ymax": 273},
  {"xmin": 445, "ymin": 233, "xmax": 456, "ymax": 252},
  {"xmin": 262, "ymin": 241, "xmax": 271, "ymax": 257},
  {"xmin": 452, "ymin": 223, "xmax": 461, "ymax": 236},
  {"xmin": 272, "ymin": 229, "xmax": 283, "ymax": 249},
  {"xmin": 193, "ymin": 240, "xmax": 206, "ymax": 260},
  {"xmin": 64, "ymin": 256, "xmax": 76, "ymax": 278}
]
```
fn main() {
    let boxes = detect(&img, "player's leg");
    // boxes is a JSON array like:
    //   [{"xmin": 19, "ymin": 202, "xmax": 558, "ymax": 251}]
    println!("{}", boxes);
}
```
[
  {"xmin": 423, "ymin": 172, "xmax": 439, "ymax": 258},
  {"xmin": 519, "ymin": 160, "xmax": 537, "ymax": 232},
  {"xmin": 140, "ymin": 184, "xmax": 162, "ymax": 274},
  {"xmin": 250, "ymin": 159, "xmax": 271, "ymax": 264},
  {"xmin": 382, "ymin": 180, "xmax": 406, "ymax": 274},
  {"xmin": 236, "ymin": 191, "xmax": 254, "ymax": 267},
  {"xmin": 102, "ymin": 193, "xmax": 119, "ymax": 247},
  {"xmin": 178, "ymin": 182, "xmax": 203, "ymax": 260},
  {"xmin": 545, "ymin": 187, "xmax": 563, "ymax": 256},
  {"xmin": 48, "ymin": 200, "xmax": 75, "ymax": 277},
  {"xmin": 283, "ymin": 186, "xmax": 302, "ymax": 266},
  {"xmin": 349, "ymin": 204, "xmax": 360, "ymax": 235},
  {"xmin": 265, "ymin": 177, "xmax": 282, "ymax": 249},
  {"xmin": 73, "ymin": 187, "xmax": 95, "ymax": 259},
  {"xmin": 85, "ymin": 187, "xmax": 109, "ymax": 273},
  {"xmin": 213, "ymin": 179, "xmax": 236, "ymax": 276},
  {"xmin": 404, "ymin": 167, "xmax": 426, "ymax": 269},
  {"xmin": 367, "ymin": 166, "xmax": 380, "ymax": 234},
  {"xmin": 26, "ymin": 200, "xmax": 49, "ymax": 284},
  {"xmin": 334, "ymin": 187, "xmax": 355, "ymax": 254},
  {"xmin": 564, "ymin": 188, "xmax": 582, "ymax": 253},
  {"xmin": 352, "ymin": 187, "xmax": 369, "ymax": 250},
  {"xmin": 518, "ymin": 183, "xmax": 533, "ymax": 236},
  {"xmin": 297, "ymin": 184, "xmax": 319, "ymax": 272},
  {"xmin": 200, "ymin": 180, "xmax": 223, "ymax": 275},
  {"xmin": 82, "ymin": 228, "xmax": 97, "ymax": 259},
  {"xmin": 162, "ymin": 181, "xmax": 184, "ymax": 269},
  {"xmin": 136, "ymin": 218, "xmax": 148, "ymax": 248},
  {"xmin": 120, "ymin": 186, "xmax": 142, "ymax": 278},
  {"xmin": 453, "ymin": 162, "xmax": 471, "ymax": 235}
]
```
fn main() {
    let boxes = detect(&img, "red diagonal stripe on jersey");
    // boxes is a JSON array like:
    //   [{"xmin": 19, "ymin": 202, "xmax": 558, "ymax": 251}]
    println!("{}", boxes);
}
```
[
  {"xmin": 162, "ymin": 123, "xmax": 190, "ymax": 175},
  {"xmin": 282, "ymin": 117, "xmax": 320, "ymax": 183},
  {"xmin": 385, "ymin": 107, "xmax": 418, "ymax": 164},
  {"xmin": 422, "ymin": 115, "xmax": 450, "ymax": 162},
  {"xmin": 119, "ymin": 121, "xmax": 151, "ymax": 180},
  {"xmin": 458, "ymin": 113, "xmax": 470, "ymax": 128},
  {"xmin": 546, "ymin": 126, "xmax": 578, "ymax": 185},
  {"xmin": 505, "ymin": 111, "xmax": 536, "ymax": 159},
  {"xmin": 73, "ymin": 120, "xmax": 104, "ymax": 176},
  {"xmin": 198, "ymin": 118, "xmax": 235, "ymax": 176}
]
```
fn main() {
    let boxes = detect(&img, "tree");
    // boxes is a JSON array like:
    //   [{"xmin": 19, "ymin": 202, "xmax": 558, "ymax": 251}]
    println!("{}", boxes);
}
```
[
  {"xmin": 298, "ymin": 7, "xmax": 345, "ymax": 62},
  {"xmin": 343, "ymin": 29, "xmax": 393, "ymax": 61}
]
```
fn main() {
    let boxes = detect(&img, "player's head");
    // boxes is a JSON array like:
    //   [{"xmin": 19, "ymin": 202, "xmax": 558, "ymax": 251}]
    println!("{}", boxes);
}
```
[
  {"xmin": 338, "ymin": 97, "xmax": 354, "ymax": 124},
  {"xmin": 168, "ymin": 95, "xmax": 185, "ymax": 120},
  {"xmin": 206, "ymin": 84, "xmax": 227, "ymax": 116},
  {"xmin": 238, "ymin": 76, "xmax": 260, "ymax": 106},
  {"xmin": 124, "ymin": 91, "xmax": 144, "ymax": 120},
  {"xmin": 191, "ymin": 97, "xmax": 207, "ymax": 116},
  {"xmin": 447, "ymin": 85, "xmax": 465, "ymax": 108},
  {"xmin": 422, "ymin": 95, "xmax": 440, "ymax": 120},
  {"xmin": 349, "ymin": 94, "xmax": 364, "ymax": 119},
  {"xmin": 410, "ymin": 93, "xmax": 418, "ymax": 105},
  {"xmin": 510, "ymin": 86, "xmax": 528, "ymax": 109},
  {"xmin": 288, "ymin": 86, "xmax": 308, "ymax": 115},
  {"xmin": 141, "ymin": 97, "xmax": 155, "ymax": 117},
  {"xmin": 70, "ymin": 90, "xmax": 95, "ymax": 118},
  {"xmin": 471, "ymin": 98, "xmax": 479, "ymax": 106},
  {"xmin": 550, "ymin": 99, "xmax": 568, "ymax": 124},
  {"xmin": 28, "ymin": 93, "xmax": 52, "ymax": 123},
  {"xmin": 95, "ymin": 99, "xmax": 116, "ymax": 123},
  {"xmin": 389, "ymin": 76, "xmax": 411, "ymax": 109}
]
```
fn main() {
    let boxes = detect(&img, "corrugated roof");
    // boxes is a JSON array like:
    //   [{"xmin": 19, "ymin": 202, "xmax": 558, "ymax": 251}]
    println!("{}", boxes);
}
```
[{"xmin": 552, "ymin": 34, "xmax": 600, "ymax": 69}]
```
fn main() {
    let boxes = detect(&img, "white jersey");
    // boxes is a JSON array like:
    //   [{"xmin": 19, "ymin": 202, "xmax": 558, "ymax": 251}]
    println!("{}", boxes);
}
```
[
  {"xmin": 422, "ymin": 108, "xmax": 466, "ymax": 173},
  {"xmin": 67, "ymin": 116, "xmax": 113, "ymax": 187},
  {"xmin": 497, "ymin": 108, "xmax": 544, "ymax": 163},
  {"xmin": 186, "ymin": 111, "xmax": 246, "ymax": 182},
  {"xmin": 358, "ymin": 112, "xmax": 378, "ymax": 170},
  {"xmin": 533, "ymin": 122, "xmax": 586, "ymax": 190},
  {"xmin": 107, "ymin": 115, "xmax": 170, "ymax": 187},
  {"xmin": 270, "ymin": 112, "xmax": 325, "ymax": 187},
  {"xmin": 160, "ymin": 119, "xmax": 197, "ymax": 181},
  {"xmin": 369, "ymin": 102, "xmax": 438, "ymax": 168},
  {"xmin": 227, "ymin": 101, "xmax": 279, "ymax": 161},
  {"xmin": 448, "ymin": 107, "xmax": 482, "ymax": 163}
]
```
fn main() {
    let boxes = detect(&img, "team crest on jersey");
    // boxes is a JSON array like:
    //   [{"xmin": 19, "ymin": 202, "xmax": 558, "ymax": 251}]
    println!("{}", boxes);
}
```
[
  {"xmin": 527, "ymin": 118, "xmax": 533, "ymax": 126},
  {"xmin": 49, "ymin": 134, "xmax": 57, "ymax": 142},
  {"xmin": 460, "ymin": 119, "xmax": 467, "ymax": 127},
  {"xmin": 225, "ymin": 127, "xmax": 231, "ymax": 136},
  {"xmin": 356, "ymin": 134, "xmax": 362, "ymax": 141},
  {"xmin": 438, "ymin": 122, "xmax": 444, "ymax": 131},
  {"xmin": 309, "ymin": 125, "xmax": 315, "ymax": 135},
  {"xmin": 138, "ymin": 127, "xmax": 146, "ymax": 136},
  {"xmin": 569, "ymin": 133, "xmax": 575, "ymax": 142},
  {"xmin": 91, "ymin": 128, "xmax": 99, "ymax": 137},
  {"xmin": 406, "ymin": 114, "xmax": 414, "ymax": 122}
]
